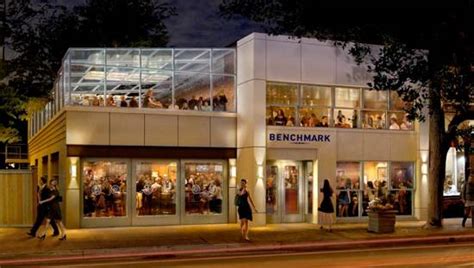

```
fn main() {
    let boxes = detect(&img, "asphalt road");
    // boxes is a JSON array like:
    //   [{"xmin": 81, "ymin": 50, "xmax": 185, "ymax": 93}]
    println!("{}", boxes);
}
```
[{"xmin": 42, "ymin": 242, "xmax": 474, "ymax": 268}]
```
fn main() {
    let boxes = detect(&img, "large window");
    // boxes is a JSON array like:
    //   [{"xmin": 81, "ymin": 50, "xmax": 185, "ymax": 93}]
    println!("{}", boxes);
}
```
[
  {"xmin": 337, "ymin": 161, "xmax": 415, "ymax": 218},
  {"xmin": 266, "ymin": 83, "xmax": 298, "ymax": 126},
  {"xmin": 135, "ymin": 161, "xmax": 177, "ymax": 216},
  {"xmin": 444, "ymin": 147, "xmax": 466, "ymax": 196},
  {"xmin": 265, "ymin": 83, "xmax": 413, "ymax": 131},
  {"xmin": 336, "ymin": 162, "xmax": 361, "ymax": 217},
  {"xmin": 184, "ymin": 162, "xmax": 224, "ymax": 215},
  {"xmin": 46, "ymin": 48, "xmax": 235, "ymax": 113},
  {"xmin": 83, "ymin": 160, "xmax": 128, "ymax": 218}
]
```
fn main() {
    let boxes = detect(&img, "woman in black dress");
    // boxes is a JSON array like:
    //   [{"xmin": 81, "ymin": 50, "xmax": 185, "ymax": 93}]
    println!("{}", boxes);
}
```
[
  {"xmin": 318, "ymin": 179, "xmax": 335, "ymax": 232},
  {"xmin": 237, "ymin": 179, "xmax": 257, "ymax": 241},
  {"xmin": 37, "ymin": 179, "xmax": 67, "ymax": 240}
]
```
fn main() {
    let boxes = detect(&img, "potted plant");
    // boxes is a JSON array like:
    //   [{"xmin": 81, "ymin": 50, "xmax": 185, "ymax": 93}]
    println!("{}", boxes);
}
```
[{"xmin": 367, "ymin": 198, "xmax": 397, "ymax": 233}]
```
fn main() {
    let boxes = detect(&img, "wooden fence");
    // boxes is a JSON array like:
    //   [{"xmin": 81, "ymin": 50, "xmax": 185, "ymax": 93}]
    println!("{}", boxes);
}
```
[{"xmin": 0, "ymin": 170, "xmax": 33, "ymax": 226}]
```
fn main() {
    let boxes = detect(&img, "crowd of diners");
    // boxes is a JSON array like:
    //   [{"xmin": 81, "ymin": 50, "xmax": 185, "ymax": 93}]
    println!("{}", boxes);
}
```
[{"xmin": 73, "ymin": 89, "xmax": 230, "ymax": 111}]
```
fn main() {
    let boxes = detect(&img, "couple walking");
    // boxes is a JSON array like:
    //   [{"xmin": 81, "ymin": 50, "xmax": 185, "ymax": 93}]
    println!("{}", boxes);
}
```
[{"xmin": 27, "ymin": 176, "xmax": 67, "ymax": 240}]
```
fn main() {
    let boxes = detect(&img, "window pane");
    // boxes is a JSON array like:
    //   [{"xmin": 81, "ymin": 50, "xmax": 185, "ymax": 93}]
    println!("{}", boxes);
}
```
[
  {"xmin": 212, "ymin": 49, "xmax": 235, "ymax": 74},
  {"xmin": 388, "ymin": 190, "xmax": 412, "ymax": 215},
  {"xmin": 363, "ymin": 89, "xmax": 387, "ymax": 109},
  {"xmin": 284, "ymin": 165, "xmax": 299, "ymax": 214},
  {"xmin": 135, "ymin": 161, "xmax": 177, "ymax": 216},
  {"xmin": 175, "ymin": 49, "xmax": 210, "ymax": 73},
  {"xmin": 388, "ymin": 112, "xmax": 413, "ymax": 130},
  {"xmin": 266, "ymin": 106, "xmax": 296, "ymax": 126},
  {"xmin": 266, "ymin": 83, "xmax": 298, "ymax": 106},
  {"xmin": 306, "ymin": 162, "xmax": 313, "ymax": 214},
  {"xmin": 70, "ymin": 65, "xmax": 105, "ymax": 106},
  {"xmin": 83, "ymin": 161, "xmax": 128, "ymax": 218},
  {"xmin": 335, "ymin": 87, "xmax": 360, "ymax": 108},
  {"xmin": 336, "ymin": 162, "xmax": 361, "ymax": 190},
  {"xmin": 184, "ymin": 163, "xmax": 224, "ymax": 215},
  {"xmin": 334, "ymin": 109, "xmax": 358, "ymax": 128},
  {"xmin": 390, "ymin": 91, "xmax": 405, "ymax": 110},
  {"xmin": 141, "ymin": 70, "xmax": 172, "ymax": 109},
  {"xmin": 175, "ymin": 72, "xmax": 210, "ymax": 110},
  {"xmin": 141, "ymin": 49, "xmax": 173, "ymax": 70},
  {"xmin": 106, "ymin": 49, "xmax": 140, "ymax": 68},
  {"xmin": 212, "ymin": 75, "xmax": 235, "ymax": 112},
  {"xmin": 299, "ymin": 107, "xmax": 330, "ymax": 127},
  {"xmin": 301, "ymin": 85, "xmax": 331, "ymax": 106},
  {"xmin": 361, "ymin": 111, "xmax": 386, "ymax": 129},
  {"xmin": 337, "ymin": 190, "xmax": 359, "ymax": 217},
  {"xmin": 69, "ymin": 49, "xmax": 105, "ymax": 65},
  {"xmin": 105, "ymin": 67, "xmax": 140, "ymax": 107},
  {"xmin": 266, "ymin": 165, "xmax": 278, "ymax": 215},
  {"xmin": 363, "ymin": 162, "xmax": 388, "ymax": 197},
  {"xmin": 390, "ymin": 162, "xmax": 414, "ymax": 189},
  {"xmin": 445, "ymin": 147, "xmax": 465, "ymax": 196}
]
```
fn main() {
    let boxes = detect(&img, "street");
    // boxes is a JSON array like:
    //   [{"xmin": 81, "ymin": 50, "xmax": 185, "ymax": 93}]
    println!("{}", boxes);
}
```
[{"xmin": 39, "ymin": 242, "xmax": 474, "ymax": 268}]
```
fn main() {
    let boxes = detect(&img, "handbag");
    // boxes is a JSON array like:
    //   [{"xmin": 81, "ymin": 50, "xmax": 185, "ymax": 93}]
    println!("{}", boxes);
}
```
[{"xmin": 234, "ymin": 194, "xmax": 241, "ymax": 206}]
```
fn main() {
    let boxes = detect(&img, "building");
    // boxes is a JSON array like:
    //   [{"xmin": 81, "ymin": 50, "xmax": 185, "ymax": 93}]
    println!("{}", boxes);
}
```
[{"xmin": 28, "ymin": 33, "xmax": 430, "ymax": 228}]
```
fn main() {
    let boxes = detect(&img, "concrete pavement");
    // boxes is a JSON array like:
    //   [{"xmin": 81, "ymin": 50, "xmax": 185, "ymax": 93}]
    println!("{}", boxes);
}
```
[{"xmin": 0, "ymin": 219, "xmax": 473, "ymax": 266}]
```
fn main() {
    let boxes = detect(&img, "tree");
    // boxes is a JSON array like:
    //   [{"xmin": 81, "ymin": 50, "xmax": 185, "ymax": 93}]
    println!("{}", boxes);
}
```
[
  {"xmin": 0, "ymin": 0, "xmax": 176, "ymax": 146},
  {"xmin": 220, "ymin": 2, "xmax": 474, "ymax": 227}
]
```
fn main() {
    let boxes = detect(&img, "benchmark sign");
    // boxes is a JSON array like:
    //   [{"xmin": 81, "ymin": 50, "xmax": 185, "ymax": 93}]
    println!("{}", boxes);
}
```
[
  {"xmin": 267, "ymin": 130, "xmax": 333, "ymax": 147},
  {"xmin": 269, "ymin": 133, "xmax": 331, "ymax": 144}
]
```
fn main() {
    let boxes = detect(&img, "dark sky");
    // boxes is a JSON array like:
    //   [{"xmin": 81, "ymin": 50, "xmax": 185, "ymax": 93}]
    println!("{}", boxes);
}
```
[
  {"xmin": 60, "ymin": 0, "xmax": 263, "ymax": 47},
  {"xmin": 165, "ymin": 0, "xmax": 263, "ymax": 47}
]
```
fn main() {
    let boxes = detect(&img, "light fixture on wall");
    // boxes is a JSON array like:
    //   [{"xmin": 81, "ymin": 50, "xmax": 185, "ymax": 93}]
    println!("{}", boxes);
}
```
[
  {"xmin": 71, "ymin": 163, "xmax": 77, "ymax": 177},
  {"xmin": 421, "ymin": 163, "xmax": 428, "ymax": 175},
  {"xmin": 230, "ymin": 166, "xmax": 237, "ymax": 178},
  {"xmin": 257, "ymin": 165, "xmax": 264, "ymax": 180},
  {"xmin": 229, "ymin": 159, "xmax": 237, "ymax": 188}
]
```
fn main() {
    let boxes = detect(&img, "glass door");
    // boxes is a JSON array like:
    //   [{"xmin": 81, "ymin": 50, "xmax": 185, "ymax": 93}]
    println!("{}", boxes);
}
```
[
  {"xmin": 304, "ymin": 161, "xmax": 314, "ymax": 222},
  {"xmin": 266, "ymin": 160, "xmax": 304, "ymax": 223},
  {"xmin": 131, "ymin": 160, "xmax": 180, "ymax": 226}
]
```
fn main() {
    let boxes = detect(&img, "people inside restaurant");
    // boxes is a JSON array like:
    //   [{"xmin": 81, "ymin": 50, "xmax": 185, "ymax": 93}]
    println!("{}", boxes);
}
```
[{"xmin": 72, "ymin": 91, "xmax": 231, "ymax": 112}]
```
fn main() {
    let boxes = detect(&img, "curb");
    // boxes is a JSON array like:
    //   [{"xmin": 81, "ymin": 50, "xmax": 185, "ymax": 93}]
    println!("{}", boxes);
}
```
[{"xmin": 1, "ymin": 233, "xmax": 474, "ymax": 266}]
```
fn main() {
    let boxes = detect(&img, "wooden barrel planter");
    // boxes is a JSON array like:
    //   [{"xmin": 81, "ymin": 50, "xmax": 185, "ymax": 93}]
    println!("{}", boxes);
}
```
[{"xmin": 367, "ymin": 210, "xmax": 397, "ymax": 233}]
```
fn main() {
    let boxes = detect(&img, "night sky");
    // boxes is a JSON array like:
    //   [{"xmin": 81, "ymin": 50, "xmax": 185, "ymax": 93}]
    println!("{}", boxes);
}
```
[
  {"xmin": 166, "ymin": 0, "xmax": 262, "ymax": 47},
  {"xmin": 62, "ymin": 0, "xmax": 263, "ymax": 47}
]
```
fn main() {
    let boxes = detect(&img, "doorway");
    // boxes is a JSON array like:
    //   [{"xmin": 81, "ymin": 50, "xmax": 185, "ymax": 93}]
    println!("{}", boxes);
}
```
[{"xmin": 266, "ymin": 160, "xmax": 312, "ymax": 223}]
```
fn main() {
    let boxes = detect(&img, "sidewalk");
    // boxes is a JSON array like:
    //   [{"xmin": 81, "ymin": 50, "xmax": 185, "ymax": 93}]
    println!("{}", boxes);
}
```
[{"xmin": 0, "ymin": 219, "xmax": 473, "ymax": 265}]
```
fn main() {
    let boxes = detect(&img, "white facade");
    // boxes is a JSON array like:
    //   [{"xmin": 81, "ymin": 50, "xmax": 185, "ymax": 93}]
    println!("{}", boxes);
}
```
[{"xmin": 236, "ymin": 33, "xmax": 430, "ymax": 226}]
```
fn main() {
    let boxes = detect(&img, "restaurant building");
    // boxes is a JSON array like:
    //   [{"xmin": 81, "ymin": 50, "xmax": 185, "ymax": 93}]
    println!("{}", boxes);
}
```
[{"xmin": 28, "ymin": 33, "xmax": 431, "ymax": 228}]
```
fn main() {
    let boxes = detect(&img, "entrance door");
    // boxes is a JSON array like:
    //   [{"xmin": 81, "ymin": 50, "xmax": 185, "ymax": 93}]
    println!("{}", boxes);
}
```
[{"xmin": 266, "ymin": 160, "xmax": 304, "ymax": 223}]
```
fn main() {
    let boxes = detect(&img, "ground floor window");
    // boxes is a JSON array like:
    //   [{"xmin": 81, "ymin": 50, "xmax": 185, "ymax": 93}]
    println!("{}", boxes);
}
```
[
  {"xmin": 336, "ymin": 161, "xmax": 415, "ymax": 218},
  {"xmin": 184, "ymin": 162, "xmax": 224, "ymax": 215},
  {"xmin": 82, "ymin": 160, "xmax": 128, "ymax": 218},
  {"xmin": 135, "ymin": 161, "xmax": 177, "ymax": 216},
  {"xmin": 81, "ymin": 158, "xmax": 228, "ymax": 225}
]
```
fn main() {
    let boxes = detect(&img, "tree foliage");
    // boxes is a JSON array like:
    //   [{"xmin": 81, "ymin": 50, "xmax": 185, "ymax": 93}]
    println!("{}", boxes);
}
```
[{"xmin": 0, "ymin": 0, "xmax": 176, "ymax": 145}]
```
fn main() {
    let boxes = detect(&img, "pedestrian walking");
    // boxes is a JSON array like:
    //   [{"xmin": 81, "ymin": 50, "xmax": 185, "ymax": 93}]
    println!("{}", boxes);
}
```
[
  {"xmin": 236, "ymin": 179, "xmax": 257, "ymax": 241},
  {"xmin": 318, "ymin": 179, "xmax": 335, "ymax": 232},
  {"xmin": 461, "ymin": 174, "xmax": 474, "ymax": 228},
  {"xmin": 37, "ymin": 179, "xmax": 67, "ymax": 240},
  {"xmin": 27, "ymin": 176, "xmax": 59, "ymax": 237}
]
